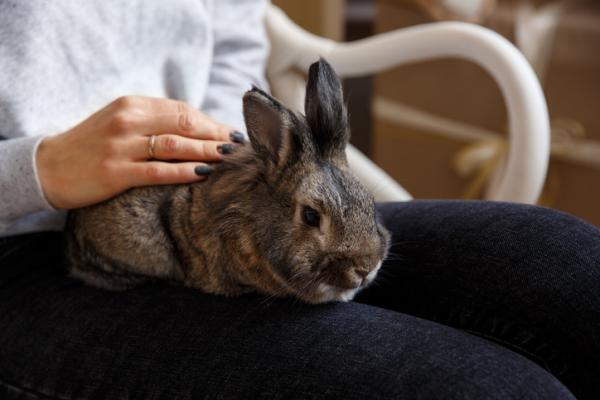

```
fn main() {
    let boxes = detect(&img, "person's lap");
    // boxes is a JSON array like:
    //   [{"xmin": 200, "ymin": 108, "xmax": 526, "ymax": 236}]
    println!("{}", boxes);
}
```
[
  {"xmin": 1, "ymin": 200, "xmax": 597, "ymax": 399},
  {"xmin": 357, "ymin": 201, "xmax": 600, "ymax": 399}
]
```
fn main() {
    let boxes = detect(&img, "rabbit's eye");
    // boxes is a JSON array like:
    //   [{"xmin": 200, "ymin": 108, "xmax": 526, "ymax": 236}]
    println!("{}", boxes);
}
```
[{"xmin": 302, "ymin": 206, "xmax": 321, "ymax": 228}]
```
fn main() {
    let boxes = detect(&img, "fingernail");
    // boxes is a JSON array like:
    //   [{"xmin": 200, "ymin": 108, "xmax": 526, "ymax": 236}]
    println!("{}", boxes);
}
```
[
  {"xmin": 194, "ymin": 165, "xmax": 213, "ymax": 176},
  {"xmin": 217, "ymin": 143, "xmax": 235, "ymax": 155},
  {"xmin": 230, "ymin": 131, "xmax": 246, "ymax": 144}
]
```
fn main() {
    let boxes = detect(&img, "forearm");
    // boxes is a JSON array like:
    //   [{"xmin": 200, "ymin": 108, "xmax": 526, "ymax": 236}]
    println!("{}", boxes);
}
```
[{"xmin": 1, "ymin": 95, "xmax": 238, "ymax": 236}]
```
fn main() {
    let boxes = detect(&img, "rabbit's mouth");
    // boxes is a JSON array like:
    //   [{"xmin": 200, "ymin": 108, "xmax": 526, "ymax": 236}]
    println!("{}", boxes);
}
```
[
  {"xmin": 320, "ymin": 256, "xmax": 382, "ymax": 288},
  {"xmin": 289, "ymin": 259, "xmax": 383, "ymax": 304}
]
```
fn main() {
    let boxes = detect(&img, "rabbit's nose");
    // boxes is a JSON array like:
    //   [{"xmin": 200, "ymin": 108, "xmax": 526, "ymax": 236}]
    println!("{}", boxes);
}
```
[{"xmin": 354, "ymin": 268, "xmax": 370, "ymax": 279}]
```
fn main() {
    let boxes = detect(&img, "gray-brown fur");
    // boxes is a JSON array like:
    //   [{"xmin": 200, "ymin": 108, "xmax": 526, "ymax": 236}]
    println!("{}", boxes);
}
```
[{"xmin": 65, "ymin": 58, "xmax": 390, "ymax": 303}]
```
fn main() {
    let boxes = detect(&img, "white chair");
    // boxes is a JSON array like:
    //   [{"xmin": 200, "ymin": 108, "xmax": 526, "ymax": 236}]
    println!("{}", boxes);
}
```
[{"xmin": 265, "ymin": 4, "xmax": 550, "ymax": 204}]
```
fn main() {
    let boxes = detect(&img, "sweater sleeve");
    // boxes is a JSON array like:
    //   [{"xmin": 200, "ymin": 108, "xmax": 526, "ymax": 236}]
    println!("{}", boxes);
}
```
[
  {"xmin": 0, "ymin": 136, "xmax": 55, "ymax": 228},
  {"xmin": 201, "ymin": 0, "xmax": 270, "ymax": 131}
]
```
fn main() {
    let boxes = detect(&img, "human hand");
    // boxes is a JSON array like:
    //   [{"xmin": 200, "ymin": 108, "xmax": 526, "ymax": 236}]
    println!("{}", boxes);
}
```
[{"xmin": 36, "ymin": 96, "xmax": 244, "ymax": 209}]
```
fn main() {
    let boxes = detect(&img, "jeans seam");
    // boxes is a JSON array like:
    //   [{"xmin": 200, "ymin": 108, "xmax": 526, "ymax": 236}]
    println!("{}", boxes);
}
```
[
  {"xmin": 460, "ymin": 328, "xmax": 552, "ymax": 370},
  {"xmin": 0, "ymin": 376, "xmax": 71, "ymax": 400},
  {"xmin": 413, "ymin": 300, "xmax": 572, "ymax": 376}
]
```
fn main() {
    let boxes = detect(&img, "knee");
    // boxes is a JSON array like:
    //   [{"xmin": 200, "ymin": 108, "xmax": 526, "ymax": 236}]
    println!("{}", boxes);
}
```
[
  {"xmin": 435, "ymin": 202, "xmax": 600, "ymax": 265},
  {"xmin": 381, "ymin": 201, "xmax": 600, "ymax": 250},
  {"xmin": 379, "ymin": 348, "xmax": 576, "ymax": 400},
  {"xmin": 393, "ymin": 200, "xmax": 600, "ymax": 270},
  {"xmin": 339, "ymin": 349, "xmax": 575, "ymax": 400},
  {"xmin": 500, "ymin": 203, "xmax": 598, "ymax": 240},
  {"xmin": 490, "ymin": 203, "xmax": 600, "ymax": 264},
  {"xmin": 429, "ymin": 362, "xmax": 574, "ymax": 400}
]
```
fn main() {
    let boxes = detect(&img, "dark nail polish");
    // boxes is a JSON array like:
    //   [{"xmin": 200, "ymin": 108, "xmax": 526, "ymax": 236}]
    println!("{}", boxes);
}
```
[
  {"xmin": 217, "ymin": 143, "xmax": 235, "ymax": 155},
  {"xmin": 230, "ymin": 131, "xmax": 246, "ymax": 144},
  {"xmin": 194, "ymin": 165, "xmax": 213, "ymax": 176}
]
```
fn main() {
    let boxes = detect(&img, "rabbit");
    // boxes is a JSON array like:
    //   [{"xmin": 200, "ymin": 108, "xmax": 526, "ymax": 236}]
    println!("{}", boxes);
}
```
[{"xmin": 64, "ymin": 58, "xmax": 390, "ymax": 304}]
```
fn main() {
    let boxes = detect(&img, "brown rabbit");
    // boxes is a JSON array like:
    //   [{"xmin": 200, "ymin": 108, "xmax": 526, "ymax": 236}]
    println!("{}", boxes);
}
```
[{"xmin": 65, "ymin": 58, "xmax": 390, "ymax": 304}]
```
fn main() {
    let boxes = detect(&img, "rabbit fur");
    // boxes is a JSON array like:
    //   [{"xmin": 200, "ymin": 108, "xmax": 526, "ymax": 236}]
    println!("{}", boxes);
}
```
[{"xmin": 65, "ymin": 58, "xmax": 390, "ymax": 304}]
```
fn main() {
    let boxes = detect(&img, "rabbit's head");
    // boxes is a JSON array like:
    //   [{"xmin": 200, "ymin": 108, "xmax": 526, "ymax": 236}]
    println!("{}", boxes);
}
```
[{"xmin": 208, "ymin": 59, "xmax": 389, "ymax": 303}]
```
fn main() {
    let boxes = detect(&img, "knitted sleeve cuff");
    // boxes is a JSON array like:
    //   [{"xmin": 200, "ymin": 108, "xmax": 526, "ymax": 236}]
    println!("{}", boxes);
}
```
[{"xmin": 0, "ymin": 135, "xmax": 55, "ymax": 221}]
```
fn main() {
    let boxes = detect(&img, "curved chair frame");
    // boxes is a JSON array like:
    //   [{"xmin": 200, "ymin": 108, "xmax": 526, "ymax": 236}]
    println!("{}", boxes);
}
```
[{"xmin": 265, "ymin": 5, "xmax": 550, "ymax": 204}]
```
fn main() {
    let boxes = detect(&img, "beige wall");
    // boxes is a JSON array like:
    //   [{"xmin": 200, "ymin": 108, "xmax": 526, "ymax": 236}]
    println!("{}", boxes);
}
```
[
  {"xmin": 272, "ymin": 0, "xmax": 346, "ymax": 40},
  {"xmin": 372, "ymin": 0, "xmax": 600, "ymax": 226}
]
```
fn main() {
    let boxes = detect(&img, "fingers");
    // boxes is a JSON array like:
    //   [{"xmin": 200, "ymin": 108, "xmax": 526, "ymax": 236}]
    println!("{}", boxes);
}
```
[
  {"xmin": 107, "ymin": 96, "xmax": 234, "ymax": 142},
  {"xmin": 132, "ymin": 134, "xmax": 233, "ymax": 162},
  {"xmin": 126, "ymin": 161, "xmax": 213, "ymax": 187},
  {"xmin": 143, "ymin": 110, "xmax": 229, "ymax": 141}
]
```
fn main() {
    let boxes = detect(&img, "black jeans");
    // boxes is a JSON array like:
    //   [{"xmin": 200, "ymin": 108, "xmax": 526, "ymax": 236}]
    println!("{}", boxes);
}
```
[{"xmin": 0, "ymin": 201, "xmax": 598, "ymax": 399}]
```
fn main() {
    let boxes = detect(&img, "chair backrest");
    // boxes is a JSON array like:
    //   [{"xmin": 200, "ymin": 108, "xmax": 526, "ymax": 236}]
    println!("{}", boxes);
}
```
[{"xmin": 264, "ymin": 4, "xmax": 550, "ymax": 204}]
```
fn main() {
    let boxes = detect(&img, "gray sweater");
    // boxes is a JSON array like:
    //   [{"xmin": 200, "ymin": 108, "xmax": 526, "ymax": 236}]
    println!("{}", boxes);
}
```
[{"xmin": 0, "ymin": 0, "xmax": 269, "ymax": 237}]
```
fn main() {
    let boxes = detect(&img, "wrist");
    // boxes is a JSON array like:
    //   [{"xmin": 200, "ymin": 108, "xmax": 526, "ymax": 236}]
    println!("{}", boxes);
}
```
[{"xmin": 36, "ymin": 135, "xmax": 64, "ymax": 209}]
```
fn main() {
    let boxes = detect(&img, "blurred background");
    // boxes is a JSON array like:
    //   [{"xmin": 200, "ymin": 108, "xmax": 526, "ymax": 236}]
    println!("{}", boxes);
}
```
[{"xmin": 273, "ymin": 0, "xmax": 600, "ymax": 226}]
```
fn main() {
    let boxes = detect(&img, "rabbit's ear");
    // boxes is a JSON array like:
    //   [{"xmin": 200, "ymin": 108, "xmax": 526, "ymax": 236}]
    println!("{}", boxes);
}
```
[
  {"xmin": 243, "ymin": 87, "xmax": 297, "ymax": 167},
  {"xmin": 305, "ymin": 58, "xmax": 349, "ymax": 159}
]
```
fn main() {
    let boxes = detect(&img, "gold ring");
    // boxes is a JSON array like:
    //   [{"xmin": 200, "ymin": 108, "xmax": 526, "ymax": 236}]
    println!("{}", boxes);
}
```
[{"xmin": 148, "ymin": 135, "xmax": 156, "ymax": 159}]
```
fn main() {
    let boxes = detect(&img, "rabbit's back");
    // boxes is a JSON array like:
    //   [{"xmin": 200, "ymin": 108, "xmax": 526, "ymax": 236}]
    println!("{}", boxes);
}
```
[{"xmin": 65, "ymin": 185, "xmax": 188, "ymax": 289}]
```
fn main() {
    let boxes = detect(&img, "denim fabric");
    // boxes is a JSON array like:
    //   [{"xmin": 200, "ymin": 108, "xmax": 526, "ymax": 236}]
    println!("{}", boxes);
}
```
[
  {"xmin": 0, "ymin": 201, "xmax": 597, "ymax": 400},
  {"xmin": 357, "ymin": 201, "xmax": 600, "ymax": 399}
]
